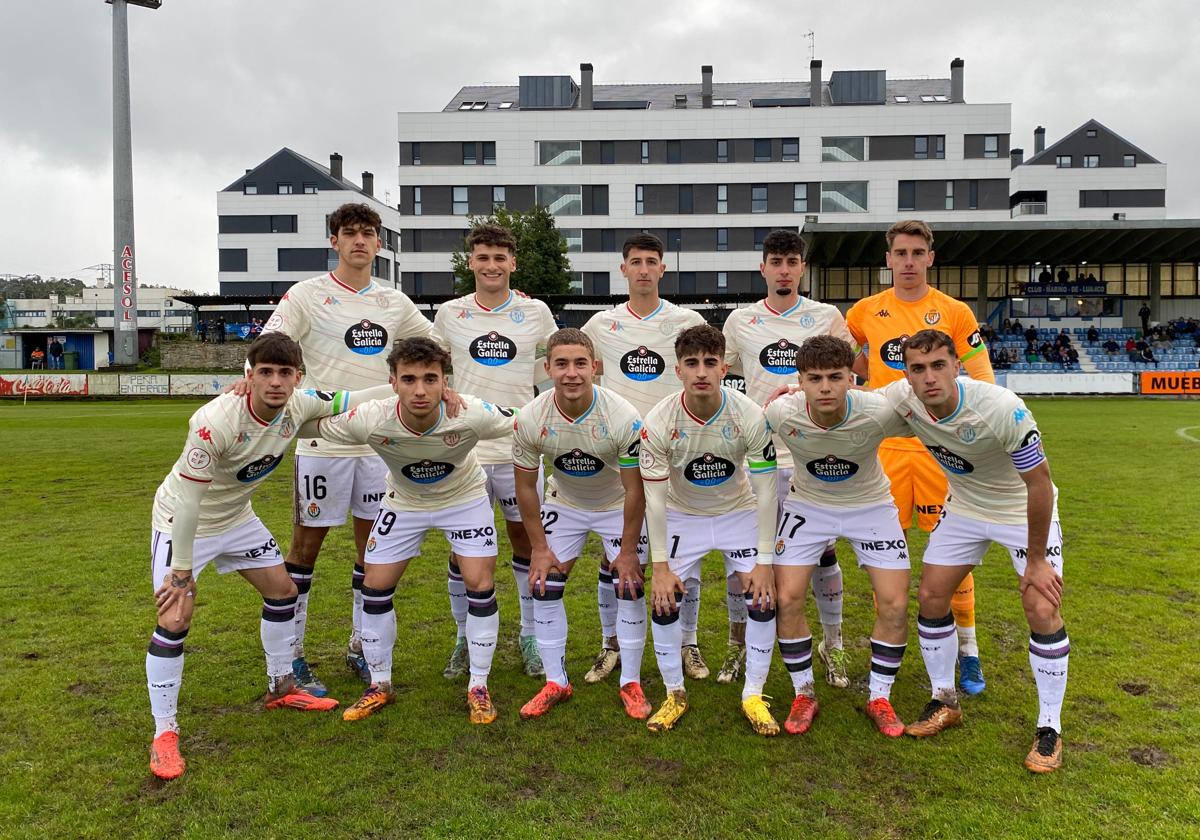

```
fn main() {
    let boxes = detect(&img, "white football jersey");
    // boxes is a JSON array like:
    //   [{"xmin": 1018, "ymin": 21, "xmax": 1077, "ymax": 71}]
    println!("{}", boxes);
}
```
[
  {"xmin": 764, "ymin": 390, "xmax": 910, "ymax": 509},
  {"xmin": 582, "ymin": 300, "xmax": 706, "ymax": 417},
  {"xmin": 433, "ymin": 291, "xmax": 557, "ymax": 465},
  {"xmin": 882, "ymin": 378, "xmax": 1058, "ymax": 525},
  {"xmin": 264, "ymin": 272, "xmax": 436, "ymax": 458},
  {"xmin": 723, "ymin": 297, "xmax": 853, "ymax": 470},
  {"xmin": 152, "ymin": 390, "xmax": 344, "ymax": 537},
  {"xmin": 315, "ymin": 395, "xmax": 513, "ymax": 513},
  {"xmin": 640, "ymin": 388, "xmax": 776, "ymax": 516},
  {"xmin": 512, "ymin": 385, "xmax": 642, "ymax": 512}
]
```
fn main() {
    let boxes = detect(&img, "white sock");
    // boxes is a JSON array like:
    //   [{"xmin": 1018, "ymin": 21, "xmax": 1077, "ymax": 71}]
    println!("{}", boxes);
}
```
[
  {"xmin": 260, "ymin": 596, "xmax": 298, "ymax": 690},
  {"xmin": 350, "ymin": 564, "xmax": 365, "ymax": 652},
  {"xmin": 360, "ymin": 586, "xmax": 396, "ymax": 685},
  {"xmin": 726, "ymin": 574, "xmax": 748, "ymax": 630},
  {"xmin": 917, "ymin": 613, "xmax": 959, "ymax": 702},
  {"xmin": 778, "ymin": 635, "xmax": 814, "ymax": 695},
  {"xmin": 742, "ymin": 595, "xmax": 776, "ymax": 699},
  {"xmin": 1029, "ymin": 627, "xmax": 1070, "ymax": 732},
  {"xmin": 868, "ymin": 638, "xmax": 906, "ymax": 702},
  {"xmin": 812, "ymin": 545, "xmax": 843, "ymax": 647},
  {"xmin": 616, "ymin": 582, "xmax": 647, "ymax": 686},
  {"xmin": 533, "ymin": 572, "xmax": 569, "ymax": 686},
  {"xmin": 285, "ymin": 562, "xmax": 313, "ymax": 659},
  {"xmin": 147, "ymin": 625, "xmax": 187, "ymax": 736},
  {"xmin": 466, "ymin": 587, "xmax": 499, "ymax": 686},
  {"xmin": 651, "ymin": 592, "xmax": 685, "ymax": 691},
  {"xmin": 447, "ymin": 555, "xmax": 467, "ymax": 640},
  {"xmin": 511, "ymin": 556, "xmax": 535, "ymax": 636},
  {"xmin": 597, "ymin": 562, "xmax": 618, "ymax": 641},
  {"xmin": 957, "ymin": 624, "xmax": 979, "ymax": 658},
  {"xmin": 680, "ymin": 579, "xmax": 700, "ymax": 647}
]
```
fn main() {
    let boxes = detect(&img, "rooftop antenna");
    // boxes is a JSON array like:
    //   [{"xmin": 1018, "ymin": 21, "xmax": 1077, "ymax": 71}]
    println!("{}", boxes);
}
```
[{"xmin": 805, "ymin": 31, "xmax": 815, "ymax": 61}]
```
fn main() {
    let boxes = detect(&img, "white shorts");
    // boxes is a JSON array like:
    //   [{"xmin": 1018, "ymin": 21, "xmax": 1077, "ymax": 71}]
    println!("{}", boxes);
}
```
[
  {"xmin": 924, "ymin": 510, "xmax": 1065, "ymax": 577},
  {"xmin": 774, "ymin": 499, "xmax": 909, "ymax": 570},
  {"xmin": 295, "ymin": 453, "xmax": 387, "ymax": 527},
  {"xmin": 150, "ymin": 517, "xmax": 282, "ymax": 588},
  {"xmin": 542, "ymin": 504, "xmax": 648, "ymax": 566},
  {"xmin": 483, "ymin": 462, "xmax": 544, "ymax": 522},
  {"xmin": 665, "ymin": 508, "xmax": 760, "ymax": 582},
  {"xmin": 363, "ymin": 497, "xmax": 498, "ymax": 565},
  {"xmin": 776, "ymin": 467, "xmax": 793, "ymax": 506}
]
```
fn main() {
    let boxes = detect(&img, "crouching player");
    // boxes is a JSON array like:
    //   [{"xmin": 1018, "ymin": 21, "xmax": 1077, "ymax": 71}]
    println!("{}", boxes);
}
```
[
  {"xmin": 308, "ymin": 337, "xmax": 515, "ymax": 725},
  {"xmin": 512, "ymin": 329, "xmax": 651, "ymax": 721},
  {"xmin": 640, "ymin": 325, "xmax": 778, "ymax": 733},
  {"xmin": 887, "ymin": 330, "xmax": 1069, "ymax": 772},
  {"xmin": 763, "ymin": 336, "xmax": 913, "ymax": 737},
  {"xmin": 146, "ymin": 333, "xmax": 390, "ymax": 779}
]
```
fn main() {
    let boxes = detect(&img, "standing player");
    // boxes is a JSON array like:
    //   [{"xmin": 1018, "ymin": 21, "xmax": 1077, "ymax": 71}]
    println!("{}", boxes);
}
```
[
  {"xmin": 263, "ymin": 202, "xmax": 441, "ymax": 696},
  {"xmin": 145, "ymin": 334, "xmax": 382, "ymax": 779},
  {"xmin": 433, "ymin": 223, "xmax": 557, "ymax": 679},
  {"xmin": 846, "ymin": 219, "xmax": 994, "ymax": 696},
  {"xmin": 512, "ymin": 329, "xmax": 651, "ymax": 721},
  {"xmin": 763, "ymin": 336, "xmax": 913, "ymax": 738},
  {"xmin": 312, "ymin": 338, "xmax": 515, "ymax": 725},
  {"xmin": 885, "ymin": 330, "xmax": 1069, "ymax": 773},
  {"xmin": 723, "ymin": 229, "xmax": 856, "ymax": 689},
  {"xmin": 640, "ymin": 325, "xmax": 778, "ymax": 733},
  {"xmin": 581, "ymin": 233, "xmax": 707, "ymax": 684}
]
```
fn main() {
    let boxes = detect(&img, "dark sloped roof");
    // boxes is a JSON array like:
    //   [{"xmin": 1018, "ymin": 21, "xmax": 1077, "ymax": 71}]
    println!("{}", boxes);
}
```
[
  {"xmin": 1024, "ymin": 119, "xmax": 1162, "ymax": 166},
  {"xmin": 221, "ymin": 148, "xmax": 374, "ymax": 196}
]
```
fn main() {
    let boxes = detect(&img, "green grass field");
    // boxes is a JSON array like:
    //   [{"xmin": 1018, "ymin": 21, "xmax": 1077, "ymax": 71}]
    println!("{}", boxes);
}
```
[{"xmin": 0, "ymin": 397, "xmax": 1198, "ymax": 839}]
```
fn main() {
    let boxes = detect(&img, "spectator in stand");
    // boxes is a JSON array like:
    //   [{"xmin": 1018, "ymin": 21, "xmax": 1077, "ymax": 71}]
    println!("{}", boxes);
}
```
[
  {"xmin": 48, "ymin": 337, "xmax": 64, "ymax": 370},
  {"xmin": 1025, "ymin": 345, "xmax": 1041, "ymax": 364},
  {"xmin": 1139, "ymin": 346, "xmax": 1157, "ymax": 365},
  {"xmin": 1125, "ymin": 337, "xmax": 1137, "ymax": 354},
  {"xmin": 216, "ymin": 316, "xmax": 227, "ymax": 343},
  {"xmin": 1053, "ymin": 329, "xmax": 1071, "ymax": 350},
  {"xmin": 1056, "ymin": 346, "xmax": 1070, "ymax": 369},
  {"xmin": 1138, "ymin": 302, "xmax": 1152, "ymax": 335},
  {"xmin": 30, "ymin": 347, "xmax": 46, "ymax": 369},
  {"xmin": 248, "ymin": 318, "xmax": 263, "ymax": 339},
  {"xmin": 1001, "ymin": 318, "xmax": 1012, "ymax": 334},
  {"xmin": 1086, "ymin": 271, "xmax": 1097, "ymax": 283},
  {"xmin": 1010, "ymin": 318, "xmax": 1024, "ymax": 336},
  {"xmin": 1040, "ymin": 341, "xmax": 1055, "ymax": 362},
  {"xmin": 1038, "ymin": 267, "xmax": 1053, "ymax": 284},
  {"xmin": 1066, "ymin": 346, "xmax": 1079, "ymax": 367},
  {"xmin": 1086, "ymin": 326, "xmax": 1099, "ymax": 343},
  {"xmin": 1153, "ymin": 330, "xmax": 1172, "ymax": 351},
  {"xmin": 1024, "ymin": 325, "xmax": 1038, "ymax": 345},
  {"xmin": 1057, "ymin": 267, "xmax": 1070, "ymax": 283},
  {"xmin": 1103, "ymin": 338, "xmax": 1121, "ymax": 358},
  {"xmin": 197, "ymin": 320, "xmax": 208, "ymax": 343}
]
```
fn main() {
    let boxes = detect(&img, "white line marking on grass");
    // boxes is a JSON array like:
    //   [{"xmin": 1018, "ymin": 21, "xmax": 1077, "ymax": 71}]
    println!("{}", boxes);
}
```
[
  {"xmin": 0, "ymin": 408, "xmax": 194, "ymax": 421},
  {"xmin": 1177, "ymin": 426, "xmax": 1200, "ymax": 443}
]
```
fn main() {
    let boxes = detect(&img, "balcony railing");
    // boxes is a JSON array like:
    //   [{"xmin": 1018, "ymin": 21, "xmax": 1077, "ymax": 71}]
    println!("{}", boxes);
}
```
[{"xmin": 1011, "ymin": 201, "xmax": 1048, "ymax": 217}]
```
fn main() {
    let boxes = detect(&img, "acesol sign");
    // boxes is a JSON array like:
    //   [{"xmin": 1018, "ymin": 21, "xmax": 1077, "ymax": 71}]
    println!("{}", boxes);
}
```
[{"xmin": 1141, "ymin": 372, "xmax": 1200, "ymax": 395}]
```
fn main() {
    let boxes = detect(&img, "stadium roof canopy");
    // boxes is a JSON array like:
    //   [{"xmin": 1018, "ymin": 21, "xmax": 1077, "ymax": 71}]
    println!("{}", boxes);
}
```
[{"xmin": 803, "ymin": 219, "xmax": 1200, "ymax": 267}]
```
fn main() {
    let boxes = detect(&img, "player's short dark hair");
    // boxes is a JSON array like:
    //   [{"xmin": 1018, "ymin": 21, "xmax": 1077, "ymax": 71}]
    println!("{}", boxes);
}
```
[
  {"xmin": 762, "ymin": 229, "xmax": 806, "ymax": 261},
  {"xmin": 546, "ymin": 328, "xmax": 594, "ymax": 360},
  {"xmin": 466, "ymin": 223, "xmax": 517, "ymax": 254},
  {"xmin": 622, "ymin": 233, "xmax": 664, "ymax": 260},
  {"xmin": 246, "ymin": 332, "xmax": 303, "ymax": 369},
  {"xmin": 675, "ymin": 324, "xmax": 725, "ymax": 360},
  {"xmin": 902, "ymin": 328, "xmax": 956, "ymax": 362},
  {"xmin": 795, "ymin": 335, "xmax": 855, "ymax": 373},
  {"xmin": 886, "ymin": 219, "xmax": 934, "ymax": 250},
  {"xmin": 387, "ymin": 337, "xmax": 451, "ymax": 374},
  {"xmin": 328, "ymin": 203, "xmax": 382, "ymax": 237}
]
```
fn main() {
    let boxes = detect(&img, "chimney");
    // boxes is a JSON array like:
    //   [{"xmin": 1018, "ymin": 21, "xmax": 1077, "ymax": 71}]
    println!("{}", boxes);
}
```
[
  {"xmin": 1034, "ymin": 126, "xmax": 1045, "ymax": 155},
  {"xmin": 579, "ymin": 63, "xmax": 593, "ymax": 110},
  {"xmin": 330, "ymin": 152, "xmax": 343, "ymax": 181},
  {"xmin": 1010, "ymin": 147, "xmax": 1024, "ymax": 169},
  {"xmin": 361, "ymin": 171, "xmax": 374, "ymax": 197},
  {"xmin": 950, "ymin": 57, "xmax": 964, "ymax": 103},
  {"xmin": 701, "ymin": 65, "xmax": 713, "ymax": 108},
  {"xmin": 809, "ymin": 59, "xmax": 823, "ymax": 106}
]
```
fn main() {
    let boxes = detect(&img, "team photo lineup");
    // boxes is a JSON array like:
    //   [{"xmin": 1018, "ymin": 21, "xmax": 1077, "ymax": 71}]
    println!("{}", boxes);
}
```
[{"xmin": 145, "ymin": 204, "xmax": 1070, "ymax": 781}]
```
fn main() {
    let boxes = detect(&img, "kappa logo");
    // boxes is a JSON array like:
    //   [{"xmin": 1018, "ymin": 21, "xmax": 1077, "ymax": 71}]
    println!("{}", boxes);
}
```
[
  {"xmin": 448, "ymin": 526, "xmax": 496, "ymax": 541},
  {"xmin": 609, "ymin": 321, "xmax": 624, "ymax": 332},
  {"xmin": 875, "ymin": 309, "xmax": 891, "ymax": 318},
  {"xmin": 321, "ymin": 296, "xmax": 340, "ymax": 306},
  {"xmin": 197, "ymin": 426, "xmax": 213, "ymax": 442},
  {"xmin": 456, "ymin": 309, "xmax": 471, "ymax": 320},
  {"xmin": 1014, "ymin": 408, "xmax": 1029, "ymax": 423},
  {"xmin": 236, "ymin": 432, "xmax": 251, "ymax": 444}
]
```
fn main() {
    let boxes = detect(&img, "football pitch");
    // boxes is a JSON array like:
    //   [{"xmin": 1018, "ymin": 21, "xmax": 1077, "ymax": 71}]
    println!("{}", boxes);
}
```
[{"xmin": 0, "ymin": 397, "xmax": 1197, "ymax": 839}]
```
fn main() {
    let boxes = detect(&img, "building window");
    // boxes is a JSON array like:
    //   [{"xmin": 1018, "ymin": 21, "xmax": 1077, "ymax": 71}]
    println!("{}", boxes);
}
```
[
  {"xmin": 279, "ymin": 247, "xmax": 332, "ymax": 273},
  {"xmin": 640, "ymin": 141, "xmax": 649, "ymax": 164},
  {"xmin": 793, "ymin": 183, "xmax": 807, "ymax": 213},
  {"xmin": 914, "ymin": 136, "xmax": 928, "ymax": 159},
  {"xmin": 717, "ymin": 271, "xmax": 728, "ymax": 290},
  {"xmin": 277, "ymin": 183, "xmax": 293, "ymax": 195},
  {"xmin": 592, "ymin": 184, "xmax": 609, "ymax": 215},
  {"xmin": 714, "ymin": 98, "xmax": 738, "ymax": 107},
  {"xmin": 463, "ymin": 143, "xmax": 477, "ymax": 165},
  {"xmin": 717, "ymin": 140, "xmax": 729, "ymax": 163},
  {"xmin": 219, "ymin": 248, "xmax": 248, "ymax": 272},
  {"xmin": 561, "ymin": 229, "xmax": 583, "ymax": 252},
  {"xmin": 1084, "ymin": 155, "xmax": 1099, "ymax": 168},
  {"xmin": 945, "ymin": 180, "xmax": 955, "ymax": 210},
  {"xmin": 679, "ymin": 184, "xmax": 693, "ymax": 214},
  {"xmin": 483, "ymin": 142, "xmax": 496, "ymax": 165},
  {"xmin": 535, "ymin": 184, "xmax": 582, "ymax": 215},
  {"xmin": 538, "ymin": 140, "xmax": 581, "ymax": 166},
  {"xmin": 600, "ymin": 141, "xmax": 615, "ymax": 165},
  {"xmin": 667, "ymin": 140, "xmax": 682, "ymax": 164},
  {"xmin": 300, "ymin": 182, "xmax": 317, "ymax": 195},
  {"xmin": 717, "ymin": 184, "xmax": 728, "ymax": 214},
  {"xmin": 499, "ymin": 101, "xmax": 514, "ymax": 110},
  {"xmin": 920, "ymin": 95, "xmax": 936, "ymax": 103},
  {"xmin": 898, "ymin": 180, "xmax": 916, "ymax": 212},
  {"xmin": 271, "ymin": 215, "xmax": 297, "ymax": 233},
  {"xmin": 821, "ymin": 181, "xmax": 869, "ymax": 213},
  {"xmin": 453, "ymin": 186, "xmax": 468, "ymax": 215},
  {"xmin": 754, "ymin": 139, "xmax": 772, "ymax": 162},
  {"xmin": 492, "ymin": 186, "xmax": 506, "ymax": 209},
  {"xmin": 635, "ymin": 185, "xmax": 645, "ymax": 215},
  {"xmin": 413, "ymin": 186, "xmax": 422, "ymax": 216},
  {"xmin": 717, "ymin": 229, "xmax": 728, "ymax": 252},
  {"xmin": 1056, "ymin": 155, "xmax": 1072, "ymax": 168},
  {"xmin": 412, "ymin": 143, "xmax": 422, "ymax": 165},
  {"xmin": 601, "ymin": 229, "xmax": 616, "ymax": 252},
  {"xmin": 894, "ymin": 95, "xmax": 909, "ymax": 103},
  {"xmin": 968, "ymin": 180, "xmax": 979, "ymax": 210},
  {"xmin": 667, "ymin": 229, "xmax": 682, "ymax": 251},
  {"xmin": 458, "ymin": 101, "xmax": 487, "ymax": 111},
  {"xmin": 1124, "ymin": 154, "xmax": 1136, "ymax": 167},
  {"xmin": 751, "ymin": 184, "xmax": 768, "ymax": 213},
  {"xmin": 243, "ymin": 183, "xmax": 257, "ymax": 195},
  {"xmin": 754, "ymin": 228, "xmax": 768, "ymax": 250},
  {"xmin": 782, "ymin": 138, "xmax": 800, "ymax": 162},
  {"xmin": 984, "ymin": 135, "xmax": 999, "ymax": 158},
  {"xmin": 1086, "ymin": 128, "xmax": 1098, "ymax": 138},
  {"xmin": 822, "ymin": 137, "xmax": 865, "ymax": 162}
]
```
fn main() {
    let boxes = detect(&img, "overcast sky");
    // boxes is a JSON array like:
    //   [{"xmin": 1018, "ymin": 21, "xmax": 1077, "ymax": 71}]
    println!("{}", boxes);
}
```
[{"xmin": 2, "ymin": 0, "xmax": 1196, "ymax": 293}]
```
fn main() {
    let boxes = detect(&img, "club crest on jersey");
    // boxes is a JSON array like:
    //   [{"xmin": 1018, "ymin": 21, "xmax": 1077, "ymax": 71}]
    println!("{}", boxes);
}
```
[
  {"xmin": 759, "ymin": 339, "xmax": 798, "ymax": 375},
  {"xmin": 806, "ymin": 455, "xmax": 859, "ymax": 482},
  {"xmin": 799, "ymin": 314, "xmax": 816, "ymax": 329},
  {"xmin": 376, "ymin": 294, "xmax": 391, "ymax": 309},
  {"xmin": 366, "ymin": 537, "xmax": 377, "ymax": 552},
  {"xmin": 553, "ymin": 448, "xmax": 603, "ymax": 477},
  {"xmin": 775, "ymin": 539, "xmax": 786, "ymax": 556},
  {"xmin": 683, "ymin": 452, "xmax": 736, "ymax": 486},
  {"xmin": 469, "ymin": 331, "xmax": 517, "ymax": 366},
  {"xmin": 924, "ymin": 311, "xmax": 942, "ymax": 326},
  {"xmin": 442, "ymin": 432, "xmax": 461, "ymax": 447},
  {"xmin": 280, "ymin": 418, "xmax": 295, "ymax": 437},
  {"xmin": 881, "ymin": 335, "xmax": 910, "ymax": 370},
  {"xmin": 401, "ymin": 459, "xmax": 455, "ymax": 483},
  {"xmin": 926, "ymin": 445, "xmax": 974, "ymax": 474},
  {"xmin": 620, "ymin": 345, "xmax": 665, "ymax": 381},
  {"xmin": 509, "ymin": 309, "xmax": 526, "ymax": 324},
  {"xmin": 957, "ymin": 424, "xmax": 977, "ymax": 443},
  {"xmin": 236, "ymin": 454, "xmax": 280, "ymax": 483},
  {"xmin": 345, "ymin": 319, "xmax": 388, "ymax": 355}
]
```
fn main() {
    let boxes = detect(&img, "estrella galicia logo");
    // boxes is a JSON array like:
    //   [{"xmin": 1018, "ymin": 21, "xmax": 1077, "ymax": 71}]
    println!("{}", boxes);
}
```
[
  {"xmin": 806, "ymin": 455, "xmax": 859, "ymax": 482},
  {"xmin": 345, "ymin": 319, "xmax": 388, "ymax": 355},
  {"xmin": 722, "ymin": 374, "xmax": 746, "ymax": 393},
  {"xmin": 553, "ymin": 448, "xmax": 603, "ymax": 477},
  {"xmin": 401, "ymin": 459, "xmax": 455, "ymax": 483},
  {"xmin": 881, "ymin": 335, "xmax": 910, "ymax": 370},
  {"xmin": 236, "ymin": 454, "xmax": 281, "ymax": 483},
  {"xmin": 469, "ymin": 331, "xmax": 517, "ymax": 366},
  {"xmin": 759, "ymin": 339, "xmax": 798, "ymax": 375},
  {"xmin": 926, "ymin": 445, "xmax": 974, "ymax": 474},
  {"xmin": 620, "ymin": 346, "xmax": 665, "ymax": 381},
  {"xmin": 683, "ymin": 452, "xmax": 736, "ymax": 486}
]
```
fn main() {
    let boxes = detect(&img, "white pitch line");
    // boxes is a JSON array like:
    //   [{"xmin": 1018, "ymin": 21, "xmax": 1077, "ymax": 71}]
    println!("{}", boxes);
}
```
[
  {"xmin": 0, "ymin": 408, "xmax": 193, "ymax": 421},
  {"xmin": 1177, "ymin": 426, "xmax": 1200, "ymax": 443}
]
